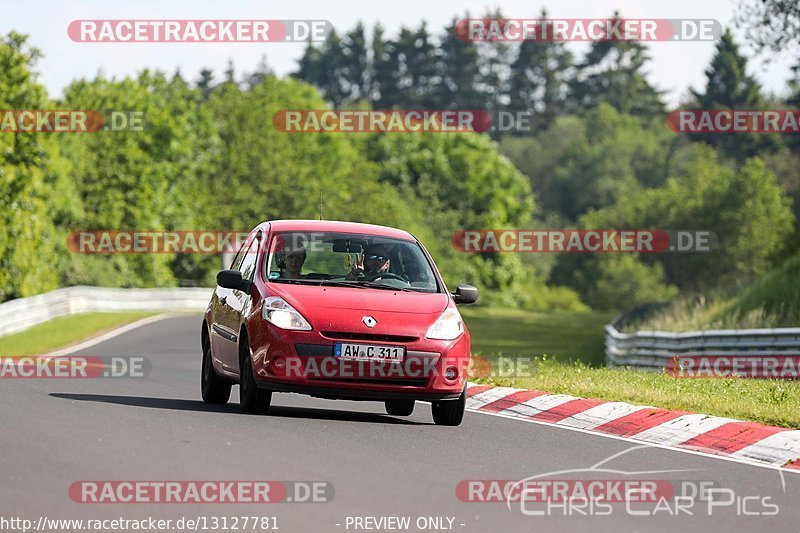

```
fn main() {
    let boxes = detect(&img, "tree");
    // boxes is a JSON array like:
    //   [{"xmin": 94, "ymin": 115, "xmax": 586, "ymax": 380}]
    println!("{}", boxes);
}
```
[
  {"xmin": 500, "ymin": 103, "xmax": 673, "ymax": 221},
  {"xmin": 552, "ymin": 144, "xmax": 794, "ymax": 308},
  {"xmin": 316, "ymin": 30, "xmax": 348, "ymax": 106},
  {"xmin": 0, "ymin": 32, "xmax": 65, "ymax": 300},
  {"xmin": 224, "ymin": 59, "xmax": 236, "ymax": 85},
  {"xmin": 475, "ymin": 8, "xmax": 514, "ymax": 111},
  {"xmin": 244, "ymin": 55, "xmax": 272, "ymax": 90},
  {"xmin": 435, "ymin": 17, "xmax": 483, "ymax": 109},
  {"xmin": 371, "ymin": 23, "xmax": 400, "ymax": 108},
  {"xmin": 196, "ymin": 68, "xmax": 215, "ymax": 100},
  {"xmin": 505, "ymin": 9, "xmax": 573, "ymax": 129},
  {"xmin": 786, "ymin": 60, "xmax": 800, "ymax": 153},
  {"xmin": 341, "ymin": 22, "xmax": 371, "ymax": 102},
  {"xmin": 688, "ymin": 29, "xmax": 781, "ymax": 160},
  {"xmin": 295, "ymin": 40, "xmax": 324, "ymax": 92},
  {"xmin": 360, "ymin": 130, "xmax": 538, "ymax": 305},
  {"xmin": 568, "ymin": 12, "xmax": 664, "ymax": 118},
  {"xmin": 735, "ymin": 0, "xmax": 800, "ymax": 55},
  {"xmin": 389, "ymin": 23, "xmax": 439, "ymax": 107},
  {"xmin": 58, "ymin": 70, "xmax": 219, "ymax": 287}
]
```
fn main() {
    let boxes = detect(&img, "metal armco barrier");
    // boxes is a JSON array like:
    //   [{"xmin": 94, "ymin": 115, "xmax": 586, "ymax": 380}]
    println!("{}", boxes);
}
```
[
  {"xmin": 0, "ymin": 286, "xmax": 213, "ymax": 337},
  {"xmin": 605, "ymin": 305, "xmax": 800, "ymax": 369}
]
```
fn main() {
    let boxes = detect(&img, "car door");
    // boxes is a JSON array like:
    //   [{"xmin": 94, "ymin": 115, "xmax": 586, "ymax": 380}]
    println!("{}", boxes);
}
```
[
  {"xmin": 209, "ymin": 238, "xmax": 247, "ymax": 373},
  {"xmin": 218, "ymin": 231, "xmax": 261, "ymax": 373}
]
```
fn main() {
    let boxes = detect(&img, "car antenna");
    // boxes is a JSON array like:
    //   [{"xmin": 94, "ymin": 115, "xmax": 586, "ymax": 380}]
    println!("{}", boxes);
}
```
[{"xmin": 319, "ymin": 188, "xmax": 323, "ymax": 220}]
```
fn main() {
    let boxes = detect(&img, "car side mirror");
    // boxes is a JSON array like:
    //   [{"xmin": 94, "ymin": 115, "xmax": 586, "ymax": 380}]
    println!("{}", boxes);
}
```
[
  {"xmin": 217, "ymin": 269, "xmax": 250, "ymax": 291},
  {"xmin": 452, "ymin": 284, "xmax": 478, "ymax": 304}
]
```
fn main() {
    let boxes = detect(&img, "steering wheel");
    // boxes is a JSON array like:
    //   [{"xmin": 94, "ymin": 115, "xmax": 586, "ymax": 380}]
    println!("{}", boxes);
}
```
[{"xmin": 370, "ymin": 272, "xmax": 407, "ymax": 282}]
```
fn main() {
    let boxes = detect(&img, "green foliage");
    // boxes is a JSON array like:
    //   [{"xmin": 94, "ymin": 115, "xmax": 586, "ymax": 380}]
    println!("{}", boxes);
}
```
[
  {"xmin": 688, "ymin": 29, "xmax": 782, "ymax": 160},
  {"xmin": 57, "ymin": 70, "xmax": 219, "ymax": 288},
  {"xmin": 0, "ymin": 32, "xmax": 63, "ymax": 299},
  {"xmin": 735, "ymin": 0, "xmax": 800, "ymax": 54},
  {"xmin": 567, "ymin": 13, "xmax": 665, "ymax": 117},
  {"xmin": 499, "ymin": 104, "xmax": 673, "ymax": 221},
  {"xmin": 731, "ymin": 251, "xmax": 800, "ymax": 324},
  {"xmin": 359, "ymin": 131, "xmax": 538, "ymax": 305},
  {"xmin": 506, "ymin": 9, "xmax": 573, "ymax": 129},
  {"xmin": 552, "ymin": 144, "xmax": 794, "ymax": 308}
]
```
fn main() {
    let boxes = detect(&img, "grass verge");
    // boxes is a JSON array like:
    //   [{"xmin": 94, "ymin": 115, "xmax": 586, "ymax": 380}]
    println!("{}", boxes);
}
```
[
  {"xmin": 463, "ymin": 306, "xmax": 800, "ymax": 428},
  {"xmin": 476, "ymin": 358, "xmax": 800, "ymax": 429},
  {"xmin": 460, "ymin": 307, "xmax": 614, "ymax": 366},
  {"xmin": 0, "ymin": 312, "xmax": 157, "ymax": 356}
]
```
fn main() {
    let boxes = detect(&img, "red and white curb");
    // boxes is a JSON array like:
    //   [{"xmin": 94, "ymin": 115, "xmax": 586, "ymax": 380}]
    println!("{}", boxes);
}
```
[{"xmin": 466, "ymin": 383, "xmax": 800, "ymax": 472}]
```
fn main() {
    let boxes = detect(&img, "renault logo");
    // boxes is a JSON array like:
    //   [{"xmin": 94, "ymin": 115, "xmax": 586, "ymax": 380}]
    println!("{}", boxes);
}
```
[{"xmin": 362, "ymin": 316, "xmax": 377, "ymax": 328}]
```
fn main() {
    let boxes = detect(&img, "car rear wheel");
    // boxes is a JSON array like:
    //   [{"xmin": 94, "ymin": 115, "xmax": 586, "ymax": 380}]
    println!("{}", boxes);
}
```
[
  {"xmin": 385, "ymin": 399, "xmax": 415, "ymax": 416},
  {"xmin": 431, "ymin": 388, "xmax": 466, "ymax": 426},
  {"xmin": 239, "ymin": 334, "xmax": 272, "ymax": 414},
  {"xmin": 201, "ymin": 330, "xmax": 231, "ymax": 404}
]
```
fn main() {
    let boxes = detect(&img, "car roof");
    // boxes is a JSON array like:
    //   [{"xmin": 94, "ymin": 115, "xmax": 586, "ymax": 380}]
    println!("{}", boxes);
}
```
[{"xmin": 256, "ymin": 220, "xmax": 416, "ymax": 241}]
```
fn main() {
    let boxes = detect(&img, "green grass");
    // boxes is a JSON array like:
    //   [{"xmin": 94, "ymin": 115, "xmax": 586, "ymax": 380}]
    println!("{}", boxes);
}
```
[
  {"xmin": 628, "ymin": 252, "xmax": 800, "ymax": 332},
  {"xmin": 0, "ymin": 312, "xmax": 157, "ymax": 356},
  {"xmin": 460, "ymin": 307, "xmax": 614, "ymax": 366},
  {"xmin": 464, "ymin": 306, "xmax": 800, "ymax": 428},
  {"xmin": 478, "ymin": 358, "xmax": 800, "ymax": 429}
]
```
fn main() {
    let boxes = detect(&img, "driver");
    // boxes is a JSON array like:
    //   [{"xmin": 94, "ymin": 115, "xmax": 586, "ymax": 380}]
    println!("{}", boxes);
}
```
[{"xmin": 347, "ymin": 243, "xmax": 392, "ymax": 281}]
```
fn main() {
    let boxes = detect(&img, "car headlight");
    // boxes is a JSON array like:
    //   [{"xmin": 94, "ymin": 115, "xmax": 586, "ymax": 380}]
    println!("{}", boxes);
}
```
[
  {"xmin": 262, "ymin": 296, "xmax": 312, "ymax": 330},
  {"xmin": 425, "ymin": 308, "xmax": 464, "ymax": 340}
]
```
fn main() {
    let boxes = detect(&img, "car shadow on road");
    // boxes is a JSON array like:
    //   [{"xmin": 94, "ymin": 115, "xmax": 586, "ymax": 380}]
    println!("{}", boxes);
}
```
[{"xmin": 49, "ymin": 393, "xmax": 426, "ymax": 425}]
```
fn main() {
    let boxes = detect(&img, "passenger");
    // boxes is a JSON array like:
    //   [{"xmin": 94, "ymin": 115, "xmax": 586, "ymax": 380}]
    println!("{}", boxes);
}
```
[{"xmin": 280, "ymin": 242, "xmax": 306, "ymax": 279}]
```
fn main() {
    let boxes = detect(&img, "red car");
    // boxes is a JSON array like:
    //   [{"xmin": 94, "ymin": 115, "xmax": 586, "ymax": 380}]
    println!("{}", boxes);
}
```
[{"xmin": 201, "ymin": 220, "xmax": 478, "ymax": 426}]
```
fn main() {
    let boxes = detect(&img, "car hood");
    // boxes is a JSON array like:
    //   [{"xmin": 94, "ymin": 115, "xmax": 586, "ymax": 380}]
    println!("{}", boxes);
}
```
[{"xmin": 268, "ymin": 283, "xmax": 451, "ymax": 335}]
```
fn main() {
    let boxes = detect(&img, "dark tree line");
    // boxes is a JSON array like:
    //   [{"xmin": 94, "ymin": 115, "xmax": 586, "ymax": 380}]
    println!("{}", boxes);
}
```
[{"xmin": 294, "ymin": 11, "xmax": 666, "ymax": 130}]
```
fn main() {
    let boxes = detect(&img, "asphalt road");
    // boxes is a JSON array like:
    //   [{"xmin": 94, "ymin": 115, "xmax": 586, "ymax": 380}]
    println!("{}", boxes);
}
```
[{"xmin": 1, "ymin": 315, "xmax": 799, "ymax": 533}]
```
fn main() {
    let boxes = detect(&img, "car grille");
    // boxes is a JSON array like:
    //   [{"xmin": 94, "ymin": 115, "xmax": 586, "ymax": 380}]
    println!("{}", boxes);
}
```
[{"xmin": 321, "ymin": 331, "xmax": 418, "ymax": 343}]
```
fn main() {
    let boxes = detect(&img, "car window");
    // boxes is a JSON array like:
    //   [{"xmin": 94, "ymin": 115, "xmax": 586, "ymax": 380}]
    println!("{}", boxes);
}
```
[
  {"xmin": 265, "ymin": 231, "xmax": 440, "ymax": 293},
  {"xmin": 238, "ymin": 234, "xmax": 260, "ymax": 281},
  {"xmin": 230, "ymin": 237, "xmax": 249, "ymax": 271}
]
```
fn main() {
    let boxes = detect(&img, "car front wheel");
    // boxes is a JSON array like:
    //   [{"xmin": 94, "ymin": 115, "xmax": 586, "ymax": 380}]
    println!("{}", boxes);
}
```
[
  {"xmin": 431, "ymin": 388, "xmax": 466, "ymax": 426},
  {"xmin": 239, "ymin": 334, "xmax": 272, "ymax": 414}
]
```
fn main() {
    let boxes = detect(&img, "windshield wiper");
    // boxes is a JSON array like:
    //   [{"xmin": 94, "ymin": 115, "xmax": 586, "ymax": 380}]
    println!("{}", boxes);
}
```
[
  {"xmin": 318, "ymin": 280, "xmax": 370, "ymax": 289},
  {"xmin": 351, "ymin": 281, "xmax": 422, "ymax": 292},
  {"xmin": 318, "ymin": 279, "xmax": 432, "ymax": 293}
]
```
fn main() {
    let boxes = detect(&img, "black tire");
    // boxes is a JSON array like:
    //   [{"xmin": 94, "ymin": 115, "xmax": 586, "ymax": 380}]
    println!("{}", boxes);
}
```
[
  {"xmin": 385, "ymin": 399, "xmax": 415, "ymax": 416},
  {"xmin": 239, "ymin": 332, "xmax": 272, "ymax": 414},
  {"xmin": 201, "ymin": 329, "xmax": 231, "ymax": 404},
  {"xmin": 431, "ymin": 388, "xmax": 466, "ymax": 426}
]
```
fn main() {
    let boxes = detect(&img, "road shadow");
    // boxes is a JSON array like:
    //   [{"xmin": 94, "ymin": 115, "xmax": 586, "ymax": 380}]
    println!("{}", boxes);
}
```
[{"xmin": 49, "ymin": 393, "xmax": 426, "ymax": 425}]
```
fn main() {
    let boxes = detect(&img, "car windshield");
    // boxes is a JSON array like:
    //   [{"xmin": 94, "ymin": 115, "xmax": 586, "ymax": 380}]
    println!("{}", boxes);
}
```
[{"xmin": 265, "ymin": 231, "xmax": 439, "ymax": 293}]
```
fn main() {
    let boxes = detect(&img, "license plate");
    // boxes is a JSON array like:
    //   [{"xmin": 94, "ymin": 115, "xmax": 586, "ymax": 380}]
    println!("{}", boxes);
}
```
[{"xmin": 334, "ymin": 343, "xmax": 405, "ymax": 363}]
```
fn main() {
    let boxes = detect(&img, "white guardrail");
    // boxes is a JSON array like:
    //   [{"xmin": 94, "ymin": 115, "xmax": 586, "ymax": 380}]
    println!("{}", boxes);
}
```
[
  {"xmin": 606, "ymin": 316, "xmax": 800, "ymax": 369},
  {"xmin": 0, "ymin": 286, "xmax": 213, "ymax": 337}
]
